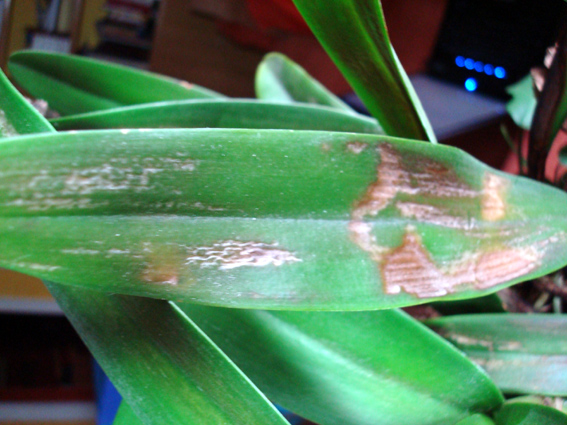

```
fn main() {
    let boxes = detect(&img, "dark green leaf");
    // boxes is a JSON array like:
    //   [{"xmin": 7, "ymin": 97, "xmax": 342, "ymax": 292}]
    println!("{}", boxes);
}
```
[
  {"xmin": 8, "ymin": 51, "xmax": 223, "ymax": 116},
  {"xmin": 426, "ymin": 314, "xmax": 567, "ymax": 396},
  {"xmin": 506, "ymin": 76, "xmax": 537, "ymax": 131},
  {"xmin": 46, "ymin": 283, "xmax": 290, "ymax": 425},
  {"xmin": 291, "ymin": 0, "xmax": 435, "ymax": 141},
  {"xmin": 455, "ymin": 414, "xmax": 496, "ymax": 425},
  {"xmin": 50, "ymin": 99, "xmax": 382, "ymax": 134},
  {"xmin": 527, "ymin": 29, "xmax": 567, "ymax": 180},
  {"xmin": 494, "ymin": 402, "xmax": 567, "ymax": 425},
  {"xmin": 179, "ymin": 305, "xmax": 503, "ymax": 425},
  {"xmin": 432, "ymin": 294, "xmax": 506, "ymax": 316},
  {"xmin": 1, "ymin": 129, "xmax": 567, "ymax": 309},
  {"xmin": 255, "ymin": 53, "xmax": 354, "ymax": 112}
]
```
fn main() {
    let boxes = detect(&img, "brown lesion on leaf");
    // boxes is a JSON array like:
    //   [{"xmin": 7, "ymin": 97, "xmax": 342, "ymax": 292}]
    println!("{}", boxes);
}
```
[
  {"xmin": 481, "ymin": 173, "xmax": 508, "ymax": 221},
  {"xmin": 381, "ymin": 227, "xmax": 540, "ymax": 298},
  {"xmin": 348, "ymin": 143, "xmax": 534, "ymax": 298}
]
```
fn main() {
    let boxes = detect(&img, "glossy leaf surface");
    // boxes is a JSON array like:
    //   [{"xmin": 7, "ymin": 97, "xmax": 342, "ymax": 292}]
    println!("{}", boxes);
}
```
[
  {"xmin": 291, "ymin": 0, "xmax": 435, "ymax": 141},
  {"xmin": 426, "ymin": 314, "xmax": 567, "ymax": 396},
  {"xmin": 506, "ymin": 76, "xmax": 536, "ymax": 131},
  {"xmin": 494, "ymin": 402, "xmax": 567, "ymax": 425},
  {"xmin": 46, "ymin": 283, "xmax": 290, "ymax": 425},
  {"xmin": 255, "ymin": 53, "xmax": 354, "ymax": 112},
  {"xmin": 50, "ymin": 99, "xmax": 382, "ymax": 134},
  {"xmin": 456, "ymin": 414, "xmax": 496, "ymax": 425},
  {"xmin": 180, "ymin": 304, "xmax": 503, "ymax": 425},
  {"xmin": 1, "ymin": 129, "xmax": 567, "ymax": 309},
  {"xmin": 8, "ymin": 51, "xmax": 223, "ymax": 116}
]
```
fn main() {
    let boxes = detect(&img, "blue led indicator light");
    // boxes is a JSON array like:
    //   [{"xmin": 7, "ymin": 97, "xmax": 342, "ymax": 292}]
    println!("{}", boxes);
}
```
[
  {"xmin": 465, "ymin": 78, "xmax": 478, "ymax": 92},
  {"xmin": 474, "ymin": 61, "xmax": 484, "ymax": 72},
  {"xmin": 455, "ymin": 56, "xmax": 465, "ymax": 67},
  {"xmin": 494, "ymin": 67, "xmax": 506, "ymax": 79},
  {"xmin": 484, "ymin": 64, "xmax": 494, "ymax": 75},
  {"xmin": 464, "ymin": 58, "xmax": 475, "ymax": 70}
]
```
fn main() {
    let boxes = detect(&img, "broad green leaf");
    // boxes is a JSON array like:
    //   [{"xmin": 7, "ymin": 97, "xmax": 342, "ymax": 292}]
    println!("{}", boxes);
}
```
[
  {"xmin": 426, "ymin": 314, "xmax": 567, "ymax": 396},
  {"xmin": 113, "ymin": 402, "xmax": 143, "ymax": 425},
  {"xmin": 456, "ymin": 414, "xmax": 496, "ymax": 425},
  {"xmin": 0, "ymin": 63, "xmax": 286, "ymax": 425},
  {"xmin": 8, "ymin": 51, "xmax": 223, "ymax": 116},
  {"xmin": 255, "ymin": 53, "xmax": 354, "ymax": 113},
  {"xmin": 291, "ymin": 0, "xmax": 436, "ymax": 141},
  {"xmin": 494, "ymin": 402, "xmax": 567, "ymax": 425},
  {"xmin": 506, "ymin": 76, "xmax": 536, "ymax": 130},
  {"xmin": 179, "ymin": 304, "xmax": 503, "ymax": 425},
  {"xmin": 1, "ymin": 129, "xmax": 567, "ymax": 309},
  {"xmin": 50, "ymin": 99, "xmax": 382, "ymax": 134},
  {"xmin": 45, "ymin": 282, "xmax": 290, "ymax": 425}
]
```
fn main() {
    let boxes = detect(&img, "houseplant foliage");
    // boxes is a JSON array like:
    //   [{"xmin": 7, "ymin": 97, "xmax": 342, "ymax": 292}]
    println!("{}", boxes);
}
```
[{"xmin": 2, "ymin": 1, "xmax": 567, "ymax": 425}]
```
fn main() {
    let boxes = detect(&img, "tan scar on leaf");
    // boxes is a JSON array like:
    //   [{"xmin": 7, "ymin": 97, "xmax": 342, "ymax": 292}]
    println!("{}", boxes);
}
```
[
  {"xmin": 381, "ymin": 228, "xmax": 540, "ymax": 298},
  {"xmin": 178, "ymin": 80, "xmax": 194, "ymax": 90},
  {"xmin": 351, "ymin": 144, "xmax": 477, "ymax": 220},
  {"xmin": 482, "ymin": 173, "xmax": 508, "ymax": 221}
]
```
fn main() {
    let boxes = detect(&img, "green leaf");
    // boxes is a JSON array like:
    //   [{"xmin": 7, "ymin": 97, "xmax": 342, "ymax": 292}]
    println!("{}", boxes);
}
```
[
  {"xmin": 8, "ymin": 51, "xmax": 224, "ymax": 116},
  {"xmin": 255, "ymin": 53, "xmax": 355, "ymax": 113},
  {"xmin": 45, "ymin": 283, "xmax": 290, "ymax": 425},
  {"xmin": 456, "ymin": 414, "xmax": 496, "ymax": 425},
  {"xmin": 0, "ymin": 66, "xmax": 53, "ymax": 136},
  {"xmin": 426, "ymin": 314, "xmax": 567, "ymax": 396},
  {"xmin": 494, "ymin": 402, "xmax": 567, "ymax": 425},
  {"xmin": 113, "ymin": 402, "xmax": 144, "ymax": 425},
  {"xmin": 291, "ymin": 0, "xmax": 436, "ymax": 141},
  {"xmin": 1, "ymin": 129, "xmax": 567, "ymax": 309},
  {"xmin": 506, "ymin": 76, "xmax": 536, "ymax": 131},
  {"xmin": 179, "ymin": 305, "xmax": 503, "ymax": 425},
  {"xmin": 50, "ymin": 99, "xmax": 382, "ymax": 134}
]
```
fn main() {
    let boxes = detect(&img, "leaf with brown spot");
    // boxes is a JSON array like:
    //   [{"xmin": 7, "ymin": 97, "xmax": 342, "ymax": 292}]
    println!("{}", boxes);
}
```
[{"xmin": 1, "ymin": 129, "xmax": 567, "ymax": 309}]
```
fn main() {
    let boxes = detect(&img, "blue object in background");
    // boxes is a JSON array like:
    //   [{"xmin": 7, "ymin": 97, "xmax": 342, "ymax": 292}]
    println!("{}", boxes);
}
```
[
  {"xmin": 93, "ymin": 361, "xmax": 122, "ymax": 425},
  {"xmin": 464, "ymin": 78, "xmax": 478, "ymax": 92},
  {"xmin": 494, "ymin": 66, "xmax": 507, "ymax": 79}
]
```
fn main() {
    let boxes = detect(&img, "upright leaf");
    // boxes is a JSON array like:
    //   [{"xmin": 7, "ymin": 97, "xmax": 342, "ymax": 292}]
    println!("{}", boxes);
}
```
[
  {"xmin": 527, "ymin": 28, "xmax": 567, "ymax": 179},
  {"xmin": 51, "ymin": 99, "xmax": 383, "ymax": 134},
  {"xmin": 291, "ymin": 0, "xmax": 436, "ymax": 141},
  {"xmin": 8, "ymin": 51, "xmax": 223, "ymax": 116},
  {"xmin": 426, "ymin": 314, "xmax": 567, "ymax": 396},
  {"xmin": 0, "ymin": 67, "xmax": 53, "ymax": 135},
  {"xmin": 180, "ymin": 305, "xmax": 503, "ymax": 425},
  {"xmin": 0, "ymin": 129, "xmax": 567, "ymax": 309},
  {"xmin": 255, "ymin": 53, "xmax": 355, "ymax": 113},
  {"xmin": 46, "ymin": 283, "xmax": 290, "ymax": 425},
  {"xmin": 494, "ymin": 402, "xmax": 567, "ymax": 425}
]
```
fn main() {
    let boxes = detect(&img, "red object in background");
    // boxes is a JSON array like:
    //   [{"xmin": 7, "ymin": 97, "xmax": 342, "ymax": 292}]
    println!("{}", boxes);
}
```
[{"xmin": 246, "ymin": 0, "xmax": 311, "ymax": 34}]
